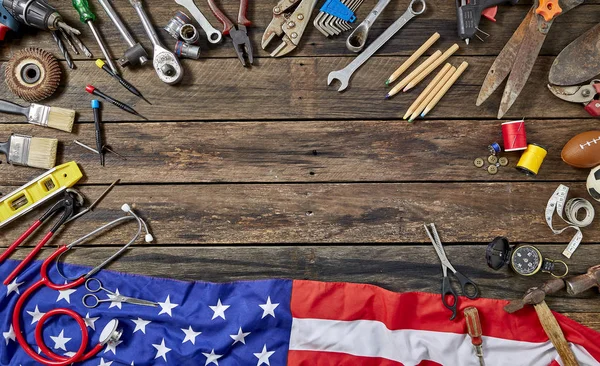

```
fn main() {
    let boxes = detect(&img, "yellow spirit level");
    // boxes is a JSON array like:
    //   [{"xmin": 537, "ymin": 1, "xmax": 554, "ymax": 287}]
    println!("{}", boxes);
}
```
[{"xmin": 0, "ymin": 162, "xmax": 83, "ymax": 229}]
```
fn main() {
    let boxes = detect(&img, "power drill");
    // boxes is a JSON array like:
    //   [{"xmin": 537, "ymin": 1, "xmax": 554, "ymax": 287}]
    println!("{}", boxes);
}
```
[
  {"xmin": 0, "ymin": 1, "xmax": 19, "ymax": 41},
  {"xmin": 2, "ymin": 0, "xmax": 80, "ymax": 34},
  {"xmin": 456, "ymin": 0, "xmax": 519, "ymax": 44}
]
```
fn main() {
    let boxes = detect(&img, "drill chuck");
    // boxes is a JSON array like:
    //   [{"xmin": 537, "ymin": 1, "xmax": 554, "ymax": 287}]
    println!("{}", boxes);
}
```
[{"xmin": 3, "ymin": 0, "xmax": 62, "ymax": 31}]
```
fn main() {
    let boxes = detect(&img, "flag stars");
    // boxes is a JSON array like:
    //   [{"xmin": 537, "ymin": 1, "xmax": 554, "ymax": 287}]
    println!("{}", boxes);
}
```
[
  {"xmin": 152, "ymin": 338, "xmax": 171, "ymax": 362},
  {"xmin": 84, "ymin": 313, "xmax": 99, "ymax": 330},
  {"xmin": 104, "ymin": 339, "xmax": 123, "ymax": 355},
  {"xmin": 6, "ymin": 278, "xmax": 24, "ymax": 296},
  {"xmin": 50, "ymin": 330, "xmax": 71, "ymax": 351},
  {"xmin": 27, "ymin": 305, "xmax": 45, "ymax": 324},
  {"xmin": 98, "ymin": 358, "xmax": 113, "ymax": 366},
  {"xmin": 181, "ymin": 326, "xmax": 202, "ymax": 345},
  {"xmin": 132, "ymin": 317, "xmax": 151, "ymax": 334},
  {"xmin": 209, "ymin": 299, "xmax": 230, "ymax": 320},
  {"xmin": 254, "ymin": 344, "xmax": 275, "ymax": 366},
  {"xmin": 202, "ymin": 349, "xmax": 223, "ymax": 365},
  {"xmin": 56, "ymin": 288, "xmax": 77, "ymax": 304},
  {"xmin": 3, "ymin": 325, "xmax": 15, "ymax": 345},
  {"xmin": 230, "ymin": 327, "xmax": 251, "ymax": 345},
  {"xmin": 158, "ymin": 295, "xmax": 179, "ymax": 317},
  {"xmin": 108, "ymin": 289, "xmax": 123, "ymax": 309},
  {"xmin": 259, "ymin": 297, "xmax": 279, "ymax": 319}
]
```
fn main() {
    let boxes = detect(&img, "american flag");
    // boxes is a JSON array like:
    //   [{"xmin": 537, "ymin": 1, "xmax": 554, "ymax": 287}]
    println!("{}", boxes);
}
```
[{"xmin": 1, "ymin": 259, "xmax": 599, "ymax": 365}]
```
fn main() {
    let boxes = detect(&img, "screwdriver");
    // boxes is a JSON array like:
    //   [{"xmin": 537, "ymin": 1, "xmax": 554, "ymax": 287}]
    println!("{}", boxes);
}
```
[
  {"xmin": 95, "ymin": 60, "xmax": 151, "ymax": 105},
  {"xmin": 86, "ymin": 85, "xmax": 147, "ymax": 120},
  {"xmin": 91, "ymin": 100, "xmax": 105, "ymax": 166},
  {"xmin": 72, "ymin": 0, "xmax": 119, "ymax": 74},
  {"xmin": 464, "ymin": 307, "xmax": 485, "ymax": 366}
]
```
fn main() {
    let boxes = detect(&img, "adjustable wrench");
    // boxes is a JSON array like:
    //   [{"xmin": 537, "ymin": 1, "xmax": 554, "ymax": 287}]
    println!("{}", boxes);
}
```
[
  {"xmin": 174, "ymin": 0, "xmax": 222, "ymax": 44},
  {"xmin": 130, "ymin": 0, "xmax": 183, "ymax": 84},
  {"xmin": 328, "ymin": 0, "xmax": 426, "ymax": 92}
]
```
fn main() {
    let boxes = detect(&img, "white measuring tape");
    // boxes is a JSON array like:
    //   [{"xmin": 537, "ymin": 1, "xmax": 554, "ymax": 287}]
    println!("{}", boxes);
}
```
[{"xmin": 545, "ymin": 184, "xmax": 595, "ymax": 258}]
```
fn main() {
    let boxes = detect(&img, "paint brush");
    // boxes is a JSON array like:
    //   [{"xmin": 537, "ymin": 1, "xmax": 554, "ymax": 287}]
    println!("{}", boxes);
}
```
[
  {"xmin": 0, "ymin": 134, "xmax": 58, "ymax": 169},
  {"xmin": 0, "ymin": 100, "xmax": 75, "ymax": 132}
]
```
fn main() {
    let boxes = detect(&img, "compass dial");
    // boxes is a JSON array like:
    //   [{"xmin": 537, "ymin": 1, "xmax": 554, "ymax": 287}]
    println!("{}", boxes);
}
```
[{"xmin": 510, "ymin": 246, "xmax": 542, "ymax": 276}]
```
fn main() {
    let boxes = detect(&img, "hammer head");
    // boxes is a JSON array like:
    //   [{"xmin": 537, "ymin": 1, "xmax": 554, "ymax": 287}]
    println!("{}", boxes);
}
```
[{"xmin": 565, "ymin": 264, "xmax": 600, "ymax": 296}]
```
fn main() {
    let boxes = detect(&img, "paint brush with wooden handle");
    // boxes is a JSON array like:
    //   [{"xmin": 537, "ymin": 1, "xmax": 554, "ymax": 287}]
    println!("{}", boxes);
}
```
[
  {"xmin": 0, "ymin": 100, "xmax": 75, "ymax": 132},
  {"xmin": 0, "ymin": 134, "xmax": 58, "ymax": 169}
]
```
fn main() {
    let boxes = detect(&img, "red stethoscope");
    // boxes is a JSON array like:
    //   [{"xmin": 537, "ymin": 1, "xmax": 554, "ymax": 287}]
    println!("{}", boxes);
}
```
[{"xmin": 6, "ymin": 204, "xmax": 152, "ymax": 365}]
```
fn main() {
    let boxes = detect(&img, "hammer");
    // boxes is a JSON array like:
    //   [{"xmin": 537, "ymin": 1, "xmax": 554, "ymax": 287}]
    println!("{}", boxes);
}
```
[{"xmin": 565, "ymin": 264, "xmax": 600, "ymax": 296}]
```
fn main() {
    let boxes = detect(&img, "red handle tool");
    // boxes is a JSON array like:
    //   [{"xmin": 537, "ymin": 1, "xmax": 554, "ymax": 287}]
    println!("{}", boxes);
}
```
[
  {"xmin": 464, "ymin": 306, "xmax": 485, "ymax": 366},
  {"xmin": 206, "ymin": 0, "xmax": 235, "ymax": 35}
]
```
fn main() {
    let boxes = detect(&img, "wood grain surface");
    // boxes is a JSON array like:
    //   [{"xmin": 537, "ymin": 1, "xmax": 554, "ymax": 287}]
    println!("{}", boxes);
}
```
[{"xmin": 0, "ymin": 0, "xmax": 598, "ymax": 337}]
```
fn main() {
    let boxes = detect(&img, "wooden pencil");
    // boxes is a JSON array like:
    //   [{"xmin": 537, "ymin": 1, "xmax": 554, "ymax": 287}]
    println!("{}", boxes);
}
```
[
  {"xmin": 403, "ymin": 43, "xmax": 460, "ymax": 92},
  {"xmin": 385, "ymin": 32, "xmax": 440, "ymax": 86},
  {"xmin": 403, "ymin": 63, "xmax": 452, "ymax": 120},
  {"xmin": 385, "ymin": 50, "xmax": 442, "ymax": 99},
  {"xmin": 421, "ymin": 61, "xmax": 469, "ymax": 118},
  {"xmin": 407, "ymin": 65, "xmax": 456, "ymax": 123}
]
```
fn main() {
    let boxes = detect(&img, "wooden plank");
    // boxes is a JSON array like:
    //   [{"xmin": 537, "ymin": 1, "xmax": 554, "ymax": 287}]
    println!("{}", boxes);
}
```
[
  {"xmin": 0, "ymin": 56, "xmax": 592, "ymax": 122},
  {"xmin": 0, "ymin": 1, "xmax": 597, "ymax": 59},
  {"xmin": 5, "ymin": 246, "xmax": 599, "ymax": 314},
  {"xmin": 0, "ymin": 119, "xmax": 594, "ymax": 184},
  {"xmin": 564, "ymin": 313, "xmax": 600, "ymax": 332},
  {"xmin": 1, "ymin": 182, "xmax": 598, "ymax": 245}
]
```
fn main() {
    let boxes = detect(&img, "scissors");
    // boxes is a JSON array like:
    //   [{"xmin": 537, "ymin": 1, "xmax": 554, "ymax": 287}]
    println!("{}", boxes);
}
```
[
  {"xmin": 424, "ymin": 223, "xmax": 480, "ymax": 320},
  {"xmin": 82, "ymin": 278, "xmax": 158, "ymax": 308}
]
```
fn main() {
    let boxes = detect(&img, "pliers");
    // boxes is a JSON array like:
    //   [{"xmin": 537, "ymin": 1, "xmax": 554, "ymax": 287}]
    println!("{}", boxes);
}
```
[
  {"xmin": 262, "ymin": 0, "xmax": 319, "ymax": 57},
  {"xmin": 206, "ymin": 0, "xmax": 253, "ymax": 66},
  {"xmin": 0, "ymin": 189, "xmax": 85, "ymax": 285},
  {"xmin": 548, "ymin": 80, "xmax": 600, "ymax": 117}
]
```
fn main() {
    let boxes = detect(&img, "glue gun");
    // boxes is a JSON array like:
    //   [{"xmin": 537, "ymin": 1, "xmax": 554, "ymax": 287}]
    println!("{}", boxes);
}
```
[
  {"xmin": 456, "ymin": 0, "xmax": 519, "ymax": 45},
  {"xmin": 0, "ymin": 2, "xmax": 19, "ymax": 41}
]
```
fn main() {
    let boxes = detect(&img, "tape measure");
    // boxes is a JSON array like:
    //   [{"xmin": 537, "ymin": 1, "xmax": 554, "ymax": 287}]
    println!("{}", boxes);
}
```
[
  {"xmin": 0, "ymin": 162, "xmax": 83, "ymax": 229},
  {"xmin": 545, "ymin": 184, "xmax": 595, "ymax": 259}
]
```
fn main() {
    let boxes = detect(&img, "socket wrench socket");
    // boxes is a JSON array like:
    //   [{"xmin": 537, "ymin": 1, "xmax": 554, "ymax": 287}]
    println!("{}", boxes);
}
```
[
  {"xmin": 164, "ymin": 11, "xmax": 192, "ymax": 39},
  {"xmin": 180, "ymin": 23, "xmax": 199, "ymax": 44},
  {"xmin": 174, "ymin": 41, "xmax": 201, "ymax": 59}
]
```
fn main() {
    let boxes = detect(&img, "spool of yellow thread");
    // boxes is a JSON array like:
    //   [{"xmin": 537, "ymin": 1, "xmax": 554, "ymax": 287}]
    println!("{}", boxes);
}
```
[{"xmin": 517, "ymin": 144, "xmax": 548, "ymax": 175}]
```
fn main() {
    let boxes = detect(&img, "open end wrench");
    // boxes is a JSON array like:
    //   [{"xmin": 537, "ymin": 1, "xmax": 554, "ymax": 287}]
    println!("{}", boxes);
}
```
[
  {"xmin": 328, "ymin": 0, "xmax": 426, "ymax": 92},
  {"xmin": 346, "ymin": 0, "xmax": 392, "ymax": 52},
  {"xmin": 174, "ymin": 0, "xmax": 222, "ymax": 44},
  {"xmin": 130, "ymin": 0, "xmax": 183, "ymax": 84}
]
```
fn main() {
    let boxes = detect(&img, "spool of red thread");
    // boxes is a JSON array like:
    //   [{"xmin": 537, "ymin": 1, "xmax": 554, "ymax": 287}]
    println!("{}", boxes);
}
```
[{"xmin": 502, "ymin": 120, "xmax": 527, "ymax": 152}]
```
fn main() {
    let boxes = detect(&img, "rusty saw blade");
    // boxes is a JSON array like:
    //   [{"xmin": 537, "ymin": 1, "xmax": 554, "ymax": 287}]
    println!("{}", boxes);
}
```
[{"xmin": 549, "ymin": 23, "xmax": 600, "ymax": 86}]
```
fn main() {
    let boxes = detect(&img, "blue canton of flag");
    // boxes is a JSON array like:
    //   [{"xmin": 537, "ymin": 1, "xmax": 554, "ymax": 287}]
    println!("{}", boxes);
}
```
[{"xmin": 0, "ymin": 259, "xmax": 292, "ymax": 365}]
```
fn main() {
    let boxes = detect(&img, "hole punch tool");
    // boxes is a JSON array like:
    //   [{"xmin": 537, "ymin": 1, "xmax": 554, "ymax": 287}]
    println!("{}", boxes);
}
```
[
  {"xmin": 476, "ymin": 0, "xmax": 584, "ymax": 119},
  {"xmin": 82, "ymin": 278, "xmax": 158, "ymax": 308},
  {"xmin": 424, "ymin": 223, "xmax": 480, "ymax": 320},
  {"xmin": 548, "ymin": 80, "xmax": 600, "ymax": 118},
  {"xmin": 9, "ymin": 204, "xmax": 152, "ymax": 366},
  {"xmin": 262, "ymin": 0, "xmax": 319, "ymax": 57},
  {"xmin": 130, "ymin": 0, "xmax": 183, "ymax": 85},
  {"xmin": 206, "ymin": 0, "xmax": 253, "ymax": 66}
]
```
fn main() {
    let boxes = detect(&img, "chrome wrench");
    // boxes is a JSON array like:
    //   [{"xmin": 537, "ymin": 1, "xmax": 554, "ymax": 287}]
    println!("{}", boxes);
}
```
[
  {"xmin": 327, "ymin": 0, "xmax": 426, "ymax": 92},
  {"xmin": 174, "ymin": 0, "xmax": 222, "ymax": 44},
  {"xmin": 130, "ymin": 0, "xmax": 183, "ymax": 84},
  {"xmin": 346, "ymin": 0, "xmax": 391, "ymax": 52}
]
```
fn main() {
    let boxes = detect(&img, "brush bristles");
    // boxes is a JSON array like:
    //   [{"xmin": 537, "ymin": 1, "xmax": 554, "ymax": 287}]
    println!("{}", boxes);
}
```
[
  {"xmin": 27, "ymin": 137, "xmax": 57, "ymax": 169},
  {"xmin": 47, "ymin": 107, "xmax": 75, "ymax": 132}
]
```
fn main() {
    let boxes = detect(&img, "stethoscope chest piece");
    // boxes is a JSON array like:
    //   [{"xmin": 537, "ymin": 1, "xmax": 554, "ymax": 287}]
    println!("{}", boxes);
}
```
[
  {"xmin": 486, "ymin": 237, "xmax": 568, "ymax": 278},
  {"xmin": 99, "ymin": 319, "xmax": 122, "ymax": 346}
]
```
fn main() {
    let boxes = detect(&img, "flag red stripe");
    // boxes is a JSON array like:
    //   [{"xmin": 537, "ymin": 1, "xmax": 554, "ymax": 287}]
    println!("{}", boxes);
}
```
[
  {"xmin": 290, "ymin": 280, "xmax": 600, "ymax": 361},
  {"xmin": 288, "ymin": 350, "xmax": 443, "ymax": 366}
]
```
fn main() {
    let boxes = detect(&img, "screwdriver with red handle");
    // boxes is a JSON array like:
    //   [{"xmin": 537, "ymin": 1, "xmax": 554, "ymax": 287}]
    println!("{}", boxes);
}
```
[{"xmin": 464, "ymin": 306, "xmax": 485, "ymax": 366}]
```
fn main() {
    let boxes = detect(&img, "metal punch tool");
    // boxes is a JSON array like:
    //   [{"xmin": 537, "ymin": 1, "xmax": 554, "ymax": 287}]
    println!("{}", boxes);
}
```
[
  {"xmin": 174, "ymin": 0, "xmax": 223, "ymax": 44},
  {"xmin": 97, "ymin": 0, "xmax": 149, "ymax": 67},
  {"xmin": 346, "ymin": 0, "xmax": 392, "ymax": 52},
  {"xmin": 328, "ymin": 0, "xmax": 426, "ymax": 91},
  {"xmin": 130, "ymin": 0, "xmax": 183, "ymax": 84}
]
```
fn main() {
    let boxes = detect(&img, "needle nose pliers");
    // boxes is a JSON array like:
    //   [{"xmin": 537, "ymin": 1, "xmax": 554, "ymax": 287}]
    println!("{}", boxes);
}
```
[{"xmin": 206, "ymin": 0, "xmax": 253, "ymax": 66}]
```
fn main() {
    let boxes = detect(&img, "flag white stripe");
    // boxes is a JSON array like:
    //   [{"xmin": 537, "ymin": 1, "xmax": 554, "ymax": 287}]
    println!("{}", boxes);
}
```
[{"xmin": 289, "ymin": 318, "xmax": 599, "ymax": 366}]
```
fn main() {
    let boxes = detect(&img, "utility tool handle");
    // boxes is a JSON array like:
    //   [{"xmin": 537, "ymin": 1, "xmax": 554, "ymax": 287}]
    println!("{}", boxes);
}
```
[
  {"xmin": 536, "ymin": 0, "xmax": 562, "ymax": 21},
  {"xmin": 0, "ymin": 220, "xmax": 42, "ymax": 265},
  {"xmin": 454, "ymin": 271, "xmax": 480, "ymax": 299},
  {"xmin": 4, "ymin": 231, "xmax": 54, "ymax": 285},
  {"xmin": 72, "ymin": 0, "xmax": 96, "ymax": 23},
  {"xmin": 565, "ymin": 264, "xmax": 600, "ymax": 295},
  {"xmin": 0, "ymin": 100, "xmax": 28, "ymax": 117},
  {"xmin": 533, "ymin": 302, "xmax": 579, "ymax": 366},
  {"xmin": 585, "ymin": 101, "xmax": 600, "ymax": 117},
  {"xmin": 0, "ymin": 24, "xmax": 9, "ymax": 41},
  {"xmin": 238, "ymin": 0, "xmax": 251, "ymax": 26},
  {"xmin": 441, "ymin": 276, "xmax": 458, "ymax": 320},
  {"xmin": 464, "ymin": 306, "xmax": 483, "ymax": 344},
  {"xmin": 206, "ymin": 0, "xmax": 234, "ymax": 35}
]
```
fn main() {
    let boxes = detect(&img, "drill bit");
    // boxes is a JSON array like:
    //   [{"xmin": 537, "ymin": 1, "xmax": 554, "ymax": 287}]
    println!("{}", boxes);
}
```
[
  {"xmin": 85, "ymin": 85, "xmax": 147, "ymax": 120},
  {"xmin": 95, "ymin": 59, "xmax": 151, "ymax": 104},
  {"xmin": 70, "ymin": 33, "xmax": 93, "ymax": 58},
  {"xmin": 52, "ymin": 31, "xmax": 75, "ymax": 69},
  {"xmin": 59, "ymin": 28, "xmax": 79, "ymax": 54}
]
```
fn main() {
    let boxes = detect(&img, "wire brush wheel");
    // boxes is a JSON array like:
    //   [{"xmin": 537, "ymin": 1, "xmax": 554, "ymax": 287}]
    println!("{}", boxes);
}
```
[{"xmin": 5, "ymin": 48, "xmax": 62, "ymax": 102}]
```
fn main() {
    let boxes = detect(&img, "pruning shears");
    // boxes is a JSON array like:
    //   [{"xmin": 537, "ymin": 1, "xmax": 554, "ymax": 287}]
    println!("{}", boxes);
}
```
[{"xmin": 548, "ymin": 80, "xmax": 600, "ymax": 117}]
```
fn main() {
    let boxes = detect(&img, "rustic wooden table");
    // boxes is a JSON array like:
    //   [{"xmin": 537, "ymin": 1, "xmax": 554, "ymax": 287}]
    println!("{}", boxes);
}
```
[{"xmin": 0, "ymin": 0, "xmax": 598, "ymax": 332}]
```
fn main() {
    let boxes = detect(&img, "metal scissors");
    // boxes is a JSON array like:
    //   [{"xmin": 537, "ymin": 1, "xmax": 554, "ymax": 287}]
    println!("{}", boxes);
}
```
[
  {"xmin": 82, "ymin": 278, "xmax": 158, "ymax": 308},
  {"xmin": 424, "ymin": 223, "xmax": 479, "ymax": 320}
]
